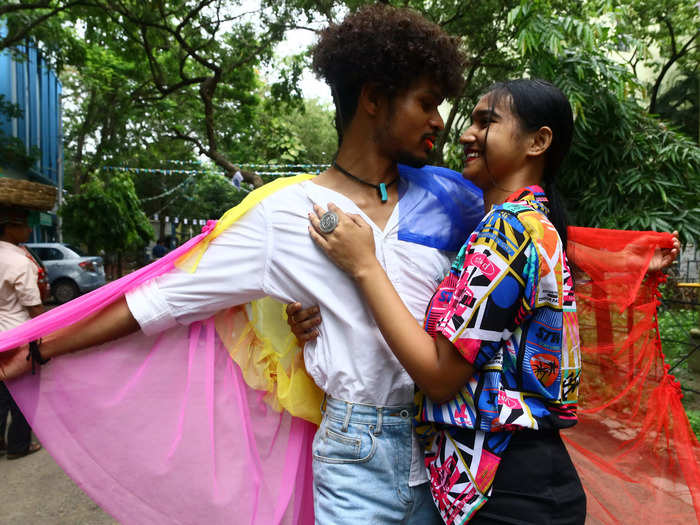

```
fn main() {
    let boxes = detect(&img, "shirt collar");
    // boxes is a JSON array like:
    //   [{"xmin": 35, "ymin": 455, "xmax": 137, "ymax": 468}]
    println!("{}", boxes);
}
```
[
  {"xmin": 504, "ymin": 185, "xmax": 550, "ymax": 215},
  {"xmin": 0, "ymin": 240, "xmax": 25, "ymax": 255}
]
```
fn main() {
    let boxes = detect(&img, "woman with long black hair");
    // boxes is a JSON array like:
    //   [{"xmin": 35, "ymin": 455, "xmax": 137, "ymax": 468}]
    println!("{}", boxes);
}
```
[{"xmin": 305, "ymin": 79, "xmax": 586, "ymax": 524}]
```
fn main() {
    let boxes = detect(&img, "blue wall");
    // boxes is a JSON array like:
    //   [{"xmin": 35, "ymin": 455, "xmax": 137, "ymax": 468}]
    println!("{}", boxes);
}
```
[{"xmin": 0, "ymin": 24, "xmax": 63, "ymax": 186}]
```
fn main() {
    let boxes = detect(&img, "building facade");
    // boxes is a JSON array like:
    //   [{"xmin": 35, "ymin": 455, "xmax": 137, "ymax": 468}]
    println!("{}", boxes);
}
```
[{"xmin": 0, "ymin": 25, "xmax": 63, "ymax": 241}]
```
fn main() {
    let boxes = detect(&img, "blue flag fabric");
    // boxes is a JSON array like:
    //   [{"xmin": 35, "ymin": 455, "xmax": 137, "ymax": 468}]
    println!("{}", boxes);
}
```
[{"xmin": 397, "ymin": 164, "xmax": 484, "ymax": 252}]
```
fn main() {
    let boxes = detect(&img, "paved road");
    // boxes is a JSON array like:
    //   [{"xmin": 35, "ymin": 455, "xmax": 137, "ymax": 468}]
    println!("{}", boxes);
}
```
[
  {"xmin": 1, "ymin": 438, "xmax": 115, "ymax": 524},
  {"xmin": 1, "ymin": 303, "xmax": 114, "ymax": 523}
]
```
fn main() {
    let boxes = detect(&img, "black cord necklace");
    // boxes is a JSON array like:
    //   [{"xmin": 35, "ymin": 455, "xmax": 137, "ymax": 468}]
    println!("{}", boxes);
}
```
[{"xmin": 332, "ymin": 161, "xmax": 398, "ymax": 203}]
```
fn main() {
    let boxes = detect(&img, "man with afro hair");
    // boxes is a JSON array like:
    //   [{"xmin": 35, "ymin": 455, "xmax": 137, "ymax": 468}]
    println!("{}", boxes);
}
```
[
  {"xmin": 0, "ymin": 5, "xmax": 468, "ymax": 523},
  {"xmin": 289, "ymin": 4, "xmax": 467, "ymax": 523},
  {"xmin": 312, "ymin": 4, "xmax": 464, "ymax": 147}
]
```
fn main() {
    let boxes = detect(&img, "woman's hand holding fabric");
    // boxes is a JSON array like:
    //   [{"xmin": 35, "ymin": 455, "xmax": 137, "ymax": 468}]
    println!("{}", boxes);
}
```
[
  {"xmin": 648, "ymin": 230, "xmax": 680, "ymax": 273},
  {"xmin": 618, "ymin": 230, "xmax": 681, "ymax": 274},
  {"xmin": 308, "ymin": 203, "xmax": 380, "ymax": 280}
]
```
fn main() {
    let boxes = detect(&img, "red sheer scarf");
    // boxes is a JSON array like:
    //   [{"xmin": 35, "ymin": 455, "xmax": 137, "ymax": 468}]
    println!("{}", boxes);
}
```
[{"xmin": 566, "ymin": 227, "xmax": 699, "ymax": 524}]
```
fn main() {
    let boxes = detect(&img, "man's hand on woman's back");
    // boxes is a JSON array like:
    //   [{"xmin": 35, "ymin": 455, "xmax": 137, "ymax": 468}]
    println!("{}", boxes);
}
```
[{"xmin": 286, "ymin": 302, "xmax": 321, "ymax": 345}]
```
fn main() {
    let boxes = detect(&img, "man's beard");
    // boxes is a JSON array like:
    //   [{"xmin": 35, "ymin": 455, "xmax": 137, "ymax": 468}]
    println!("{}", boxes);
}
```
[
  {"xmin": 396, "ymin": 150, "xmax": 428, "ymax": 168},
  {"xmin": 379, "ymin": 102, "xmax": 429, "ymax": 169}
]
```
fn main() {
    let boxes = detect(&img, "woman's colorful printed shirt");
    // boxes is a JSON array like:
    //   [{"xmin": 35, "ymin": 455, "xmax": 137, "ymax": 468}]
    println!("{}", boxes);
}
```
[{"xmin": 416, "ymin": 186, "xmax": 580, "ymax": 524}]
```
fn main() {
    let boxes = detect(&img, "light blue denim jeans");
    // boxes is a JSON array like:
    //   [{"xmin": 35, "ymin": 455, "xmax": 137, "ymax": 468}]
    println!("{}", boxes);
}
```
[{"xmin": 312, "ymin": 396, "xmax": 442, "ymax": 524}]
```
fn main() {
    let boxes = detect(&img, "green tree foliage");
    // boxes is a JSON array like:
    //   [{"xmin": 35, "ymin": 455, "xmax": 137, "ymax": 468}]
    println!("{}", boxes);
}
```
[
  {"xmin": 247, "ymin": 97, "xmax": 337, "ymax": 164},
  {"xmin": 608, "ymin": 0, "xmax": 699, "ymax": 117},
  {"xmin": 596, "ymin": 0, "xmax": 700, "ymax": 141},
  {"xmin": 138, "ymin": 95, "xmax": 336, "ymax": 220},
  {"xmin": 507, "ymin": 1, "xmax": 700, "ymax": 242},
  {"xmin": 5, "ymin": 0, "xmax": 698, "ymax": 241},
  {"xmin": 117, "ymin": 140, "xmax": 204, "ymax": 223},
  {"xmin": 60, "ymin": 22, "xmax": 159, "ymax": 192},
  {"xmin": 120, "ymin": 96, "xmax": 335, "ymax": 224},
  {"xmin": 0, "ymin": 1, "xmax": 85, "ymax": 67},
  {"xmin": 187, "ymin": 172, "xmax": 248, "ymax": 219},
  {"xmin": 288, "ymin": 99, "xmax": 338, "ymax": 163},
  {"xmin": 655, "ymin": 69, "xmax": 699, "ymax": 142},
  {"xmin": 60, "ymin": 171, "xmax": 153, "ymax": 255},
  {"xmin": 139, "ymin": 169, "xmax": 248, "ymax": 223},
  {"xmin": 4, "ymin": 1, "xmax": 305, "ymax": 190},
  {"xmin": 343, "ymin": 0, "xmax": 700, "ymax": 242}
]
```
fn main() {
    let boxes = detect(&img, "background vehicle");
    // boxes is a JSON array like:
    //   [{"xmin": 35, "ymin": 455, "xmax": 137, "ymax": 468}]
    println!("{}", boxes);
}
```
[
  {"xmin": 20, "ymin": 245, "xmax": 51, "ymax": 303},
  {"xmin": 24, "ymin": 243, "xmax": 106, "ymax": 304}
]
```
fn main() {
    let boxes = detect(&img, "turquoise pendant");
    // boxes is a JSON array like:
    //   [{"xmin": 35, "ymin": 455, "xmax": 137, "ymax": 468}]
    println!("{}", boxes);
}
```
[{"xmin": 379, "ymin": 183, "xmax": 388, "ymax": 202}]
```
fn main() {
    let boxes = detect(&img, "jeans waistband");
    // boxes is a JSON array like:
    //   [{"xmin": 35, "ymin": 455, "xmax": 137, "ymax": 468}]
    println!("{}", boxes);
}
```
[{"xmin": 322, "ymin": 395, "xmax": 416, "ymax": 433}]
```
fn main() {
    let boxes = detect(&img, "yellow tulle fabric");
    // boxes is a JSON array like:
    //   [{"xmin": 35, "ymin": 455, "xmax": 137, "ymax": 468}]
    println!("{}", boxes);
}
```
[
  {"xmin": 176, "ymin": 174, "xmax": 323, "ymax": 424},
  {"xmin": 215, "ymin": 300, "xmax": 323, "ymax": 425}
]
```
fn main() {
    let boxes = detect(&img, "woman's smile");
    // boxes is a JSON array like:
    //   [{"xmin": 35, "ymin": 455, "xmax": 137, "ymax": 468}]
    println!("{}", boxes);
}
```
[{"xmin": 465, "ymin": 150, "xmax": 481, "ymax": 162}]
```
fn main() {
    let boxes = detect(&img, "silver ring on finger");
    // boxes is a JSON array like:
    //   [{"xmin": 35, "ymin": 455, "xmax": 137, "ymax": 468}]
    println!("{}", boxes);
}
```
[{"xmin": 319, "ymin": 211, "xmax": 339, "ymax": 234}]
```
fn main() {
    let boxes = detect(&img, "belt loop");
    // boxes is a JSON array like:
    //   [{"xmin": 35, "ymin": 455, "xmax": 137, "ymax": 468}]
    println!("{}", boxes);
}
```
[
  {"xmin": 320, "ymin": 393, "xmax": 328, "ymax": 415},
  {"xmin": 341, "ymin": 402, "xmax": 353, "ymax": 432},
  {"xmin": 374, "ymin": 406, "xmax": 383, "ymax": 435}
]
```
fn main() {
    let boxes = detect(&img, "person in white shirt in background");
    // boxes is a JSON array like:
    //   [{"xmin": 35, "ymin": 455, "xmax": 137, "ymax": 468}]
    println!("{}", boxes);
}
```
[
  {"xmin": 0, "ymin": 5, "xmax": 467, "ymax": 522},
  {"xmin": 0, "ymin": 206, "xmax": 43, "ymax": 459},
  {"xmin": 232, "ymin": 170, "xmax": 244, "ymax": 189}
]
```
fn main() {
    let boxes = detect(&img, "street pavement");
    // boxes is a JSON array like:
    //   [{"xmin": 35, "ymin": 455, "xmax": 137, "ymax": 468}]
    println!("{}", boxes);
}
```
[
  {"xmin": 1, "ymin": 438, "xmax": 115, "ymax": 524},
  {"xmin": 1, "ymin": 304, "xmax": 114, "ymax": 523}
]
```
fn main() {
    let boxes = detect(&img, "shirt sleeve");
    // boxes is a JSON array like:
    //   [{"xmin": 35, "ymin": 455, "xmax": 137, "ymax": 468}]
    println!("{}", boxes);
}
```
[
  {"xmin": 13, "ymin": 259, "xmax": 41, "ymax": 307},
  {"xmin": 126, "ymin": 203, "xmax": 270, "ymax": 336},
  {"xmin": 434, "ymin": 209, "xmax": 534, "ymax": 370}
]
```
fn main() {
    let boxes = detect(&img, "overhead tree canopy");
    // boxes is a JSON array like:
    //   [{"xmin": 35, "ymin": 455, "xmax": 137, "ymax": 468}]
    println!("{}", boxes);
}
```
[
  {"xmin": 323, "ymin": 0, "xmax": 700, "ymax": 242},
  {"xmin": 609, "ymin": 0, "xmax": 699, "ymax": 118},
  {"xmin": 506, "ymin": 1, "xmax": 700, "ymax": 239},
  {"xmin": 2, "ymin": 0, "xmax": 698, "ymax": 241},
  {"xmin": 3, "ymin": 0, "xmax": 308, "ymax": 190}
]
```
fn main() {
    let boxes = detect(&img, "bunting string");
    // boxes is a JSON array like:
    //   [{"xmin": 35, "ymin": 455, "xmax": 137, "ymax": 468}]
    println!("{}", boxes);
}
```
[
  {"xmin": 158, "ymin": 160, "xmax": 202, "ymax": 166},
  {"xmin": 102, "ymin": 166, "xmax": 224, "ymax": 176},
  {"xmin": 101, "ymin": 164, "xmax": 329, "ymax": 176},
  {"xmin": 236, "ymin": 163, "xmax": 329, "ymax": 169},
  {"xmin": 139, "ymin": 175, "xmax": 197, "ymax": 202},
  {"xmin": 101, "ymin": 163, "xmax": 328, "ymax": 226},
  {"xmin": 96, "ymin": 162, "xmax": 333, "ymax": 237},
  {"xmin": 109, "ymin": 160, "xmax": 327, "ymax": 169}
]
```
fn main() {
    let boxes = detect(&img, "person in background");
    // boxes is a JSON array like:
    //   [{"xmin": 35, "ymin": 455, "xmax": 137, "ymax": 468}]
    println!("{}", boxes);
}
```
[
  {"xmin": 231, "ymin": 170, "xmax": 244, "ymax": 189},
  {"xmin": 151, "ymin": 238, "xmax": 168, "ymax": 259},
  {"xmin": 0, "ymin": 206, "xmax": 43, "ymax": 459}
]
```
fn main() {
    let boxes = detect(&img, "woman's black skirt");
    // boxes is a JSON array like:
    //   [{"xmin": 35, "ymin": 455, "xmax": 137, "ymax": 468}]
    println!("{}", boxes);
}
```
[{"xmin": 470, "ymin": 429, "xmax": 586, "ymax": 525}]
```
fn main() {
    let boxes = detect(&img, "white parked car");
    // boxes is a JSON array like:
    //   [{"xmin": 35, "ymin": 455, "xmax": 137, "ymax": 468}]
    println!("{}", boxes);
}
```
[{"xmin": 24, "ymin": 243, "xmax": 106, "ymax": 304}]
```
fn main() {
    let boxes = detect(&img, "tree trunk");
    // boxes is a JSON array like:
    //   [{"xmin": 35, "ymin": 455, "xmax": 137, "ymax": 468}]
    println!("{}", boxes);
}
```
[
  {"xmin": 72, "ymin": 87, "xmax": 99, "ymax": 193},
  {"xmin": 197, "ymin": 75, "xmax": 264, "ymax": 188},
  {"xmin": 649, "ymin": 29, "xmax": 699, "ymax": 114}
]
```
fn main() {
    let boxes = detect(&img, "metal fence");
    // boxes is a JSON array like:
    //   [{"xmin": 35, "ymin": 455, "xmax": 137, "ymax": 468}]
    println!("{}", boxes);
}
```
[{"xmin": 660, "ymin": 244, "xmax": 699, "ymax": 395}]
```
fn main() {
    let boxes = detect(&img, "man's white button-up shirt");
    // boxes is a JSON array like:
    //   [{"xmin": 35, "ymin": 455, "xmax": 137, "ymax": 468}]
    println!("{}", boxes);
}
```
[{"xmin": 126, "ymin": 179, "xmax": 453, "ymax": 485}]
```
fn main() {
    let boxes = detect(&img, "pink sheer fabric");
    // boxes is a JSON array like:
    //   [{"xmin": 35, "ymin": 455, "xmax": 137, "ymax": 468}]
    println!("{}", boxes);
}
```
[
  {"xmin": 0, "ymin": 221, "xmax": 215, "ymax": 350},
  {"xmin": 3, "ymin": 219, "xmax": 698, "ymax": 524},
  {"xmin": 1, "ymin": 222, "xmax": 316, "ymax": 524}
]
